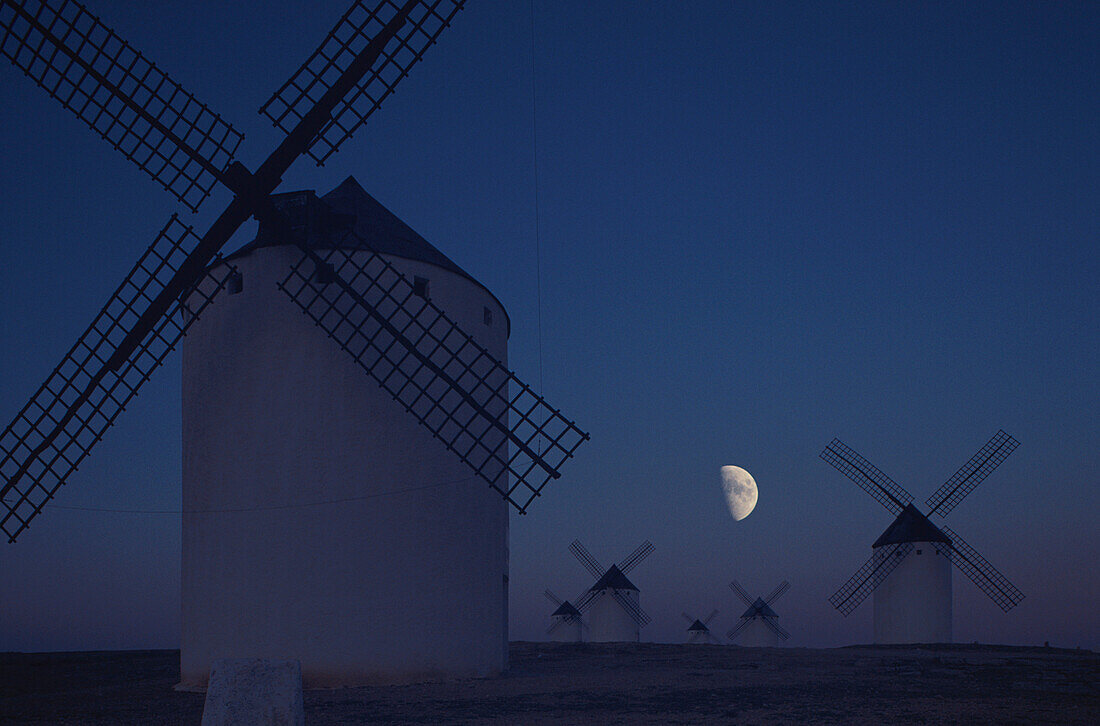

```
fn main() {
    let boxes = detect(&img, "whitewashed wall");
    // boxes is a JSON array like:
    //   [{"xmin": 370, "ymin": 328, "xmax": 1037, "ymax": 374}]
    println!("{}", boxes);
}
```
[
  {"xmin": 586, "ymin": 589, "xmax": 640, "ymax": 642},
  {"xmin": 873, "ymin": 541, "xmax": 952, "ymax": 644},
  {"xmin": 180, "ymin": 244, "xmax": 509, "ymax": 687}
]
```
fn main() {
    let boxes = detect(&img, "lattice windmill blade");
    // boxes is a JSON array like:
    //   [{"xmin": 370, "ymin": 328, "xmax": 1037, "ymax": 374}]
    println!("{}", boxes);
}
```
[
  {"xmin": 820, "ymin": 438, "xmax": 914, "ymax": 515},
  {"xmin": 726, "ymin": 618, "xmax": 750, "ymax": 641},
  {"xmin": 764, "ymin": 580, "xmax": 790, "ymax": 605},
  {"xmin": 763, "ymin": 616, "xmax": 791, "ymax": 641},
  {"xmin": 0, "ymin": 216, "xmax": 235, "ymax": 541},
  {"xmin": 828, "ymin": 542, "xmax": 915, "ymax": 616},
  {"xmin": 611, "ymin": 590, "xmax": 650, "ymax": 627},
  {"xmin": 926, "ymin": 430, "xmax": 1019, "ymax": 518},
  {"xmin": 617, "ymin": 540, "xmax": 654, "ymax": 574},
  {"xmin": 681, "ymin": 611, "xmax": 695, "ymax": 625},
  {"xmin": 573, "ymin": 588, "xmax": 602, "ymax": 614},
  {"xmin": 277, "ymin": 240, "xmax": 588, "ymax": 513},
  {"xmin": 568, "ymin": 539, "xmax": 605, "ymax": 579},
  {"xmin": 0, "ymin": 0, "xmax": 244, "ymax": 211},
  {"xmin": 702, "ymin": 608, "xmax": 719, "ymax": 626},
  {"xmin": 261, "ymin": 0, "xmax": 464, "ymax": 166},
  {"xmin": 545, "ymin": 619, "xmax": 562, "ymax": 635},
  {"xmin": 729, "ymin": 579, "xmax": 753, "ymax": 607},
  {"xmin": 543, "ymin": 589, "xmax": 563, "ymax": 607},
  {"xmin": 940, "ymin": 525, "xmax": 1025, "ymax": 612}
]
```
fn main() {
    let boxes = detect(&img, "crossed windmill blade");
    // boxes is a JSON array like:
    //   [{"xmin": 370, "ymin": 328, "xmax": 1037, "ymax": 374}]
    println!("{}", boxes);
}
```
[
  {"xmin": 0, "ymin": 0, "xmax": 588, "ymax": 543},
  {"xmin": 681, "ymin": 608, "xmax": 721, "ymax": 644},
  {"xmin": 568, "ymin": 539, "xmax": 653, "ymax": 627},
  {"xmin": 820, "ymin": 431, "xmax": 1024, "ymax": 616},
  {"xmin": 727, "ymin": 579, "xmax": 790, "ymax": 641}
]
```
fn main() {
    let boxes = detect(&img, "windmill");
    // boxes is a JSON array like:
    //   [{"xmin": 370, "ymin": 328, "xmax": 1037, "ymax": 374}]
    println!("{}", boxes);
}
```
[
  {"xmin": 0, "ymin": 0, "xmax": 588, "ymax": 687},
  {"xmin": 544, "ymin": 589, "xmax": 584, "ymax": 643},
  {"xmin": 681, "ymin": 609, "xmax": 720, "ymax": 644},
  {"xmin": 727, "ymin": 580, "xmax": 790, "ymax": 646},
  {"xmin": 568, "ymin": 539, "xmax": 653, "ymax": 642},
  {"xmin": 820, "ymin": 431, "xmax": 1024, "ymax": 644}
]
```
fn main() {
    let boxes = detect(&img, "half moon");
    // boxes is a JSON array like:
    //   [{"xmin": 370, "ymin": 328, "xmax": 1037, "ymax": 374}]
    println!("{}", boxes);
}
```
[{"xmin": 720, "ymin": 465, "xmax": 758, "ymax": 521}]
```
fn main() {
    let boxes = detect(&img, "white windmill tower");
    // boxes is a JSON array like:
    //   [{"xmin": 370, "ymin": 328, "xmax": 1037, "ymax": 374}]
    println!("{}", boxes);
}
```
[
  {"xmin": 544, "ymin": 589, "xmax": 584, "ymax": 643},
  {"xmin": 681, "ymin": 609, "xmax": 720, "ymax": 644},
  {"xmin": 727, "ymin": 580, "xmax": 790, "ymax": 646},
  {"xmin": 568, "ymin": 540, "xmax": 653, "ymax": 642},
  {"xmin": 0, "ymin": 0, "xmax": 589, "ymax": 688},
  {"xmin": 820, "ymin": 432, "xmax": 1024, "ymax": 644}
]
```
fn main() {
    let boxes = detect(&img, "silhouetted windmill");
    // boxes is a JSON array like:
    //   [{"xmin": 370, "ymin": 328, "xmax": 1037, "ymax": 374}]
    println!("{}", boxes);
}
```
[
  {"xmin": 820, "ymin": 431, "xmax": 1024, "ymax": 644},
  {"xmin": 569, "ymin": 539, "xmax": 653, "ymax": 642},
  {"xmin": 0, "ymin": 0, "xmax": 588, "ymax": 686},
  {"xmin": 728, "ymin": 580, "xmax": 790, "ymax": 646},
  {"xmin": 681, "ymin": 609, "xmax": 720, "ymax": 644},
  {"xmin": 544, "ymin": 589, "xmax": 584, "ymax": 643}
]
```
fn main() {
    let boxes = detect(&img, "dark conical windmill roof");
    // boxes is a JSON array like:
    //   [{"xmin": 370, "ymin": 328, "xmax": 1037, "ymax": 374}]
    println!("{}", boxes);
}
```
[
  {"xmin": 589, "ymin": 564, "xmax": 639, "ymax": 592},
  {"xmin": 226, "ymin": 176, "xmax": 509, "ymax": 331},
  {"xmin": 873, "ymin": 503, "xmax": 950, "ymax": 547},
  {"xmin": 742, "ymin": 597, "xmax": 779, "ymax": 619},
  {"xmin": 551, "ymin": 601, "xmax": 581, "ymax": 618},
  {"xmin": 687, "ymin": 619, "xmax": 709, "ymax": 632},
  {"xmin": 319, "ymin": 176, "xmax": 471, "ymax": 278}
]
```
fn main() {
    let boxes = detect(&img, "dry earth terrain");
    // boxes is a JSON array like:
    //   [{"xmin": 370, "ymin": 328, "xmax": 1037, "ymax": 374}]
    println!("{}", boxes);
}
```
[{"xmin": 1, "ymin": 642, "xmax": 1096, "ymax": 724}]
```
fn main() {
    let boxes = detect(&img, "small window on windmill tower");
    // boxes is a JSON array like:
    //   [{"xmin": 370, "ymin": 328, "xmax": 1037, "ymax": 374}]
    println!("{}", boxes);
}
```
[
  {"xmin": 227, "ymin": 271, "xmax": 243, "ymax": 295},
  {"xmin": 916, "ymin": 549, "xmax": 922, "ymax": 555},
  {"xmin": 483, "ymin": 306, "xmax": 493, "ymax": 326},
  {"xmin": 313, "ymin": 261, "xmax": 336, "ymax": 286},
  {"xmin": 413, "ymin": 276, "xmax": 430, "ymax": 299}
]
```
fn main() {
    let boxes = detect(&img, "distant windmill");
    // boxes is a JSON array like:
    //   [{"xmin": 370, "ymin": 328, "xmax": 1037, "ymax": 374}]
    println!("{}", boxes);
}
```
[
  {"xmin": 728, "ymin": 580, "xmax": 790, "ymax": 646},
  {"xmin": 820, "ymin": 431, "xmax": 1024, "ymax": 644},
  {"xmin": 681, "ymin": 609, "xmax": 720, "ymax": 644},
  {"xmin": 544, "ymin": 589, "xmax": 584, "ymax": 643},
  {"xmin": 569, "ymin": 540, "xmax": 653, "ymax": 642},
  {"xmin": 0, "ymin": 0, "xmax": 589, "ymax": 687}
]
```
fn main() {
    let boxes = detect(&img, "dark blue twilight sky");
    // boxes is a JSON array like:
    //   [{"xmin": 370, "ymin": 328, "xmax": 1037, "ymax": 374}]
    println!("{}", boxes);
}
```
[{"xmin": 0, "ymin": 1, "xmax": 1096, "ymax": 651}]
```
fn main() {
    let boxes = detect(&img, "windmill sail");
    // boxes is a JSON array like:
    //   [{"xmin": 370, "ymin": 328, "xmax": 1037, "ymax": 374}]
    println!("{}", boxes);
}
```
[
  {"xmin": 0, "ymin": 0, "xmax": 243, "ymax": 210},
  {"xmin": 764, "ymin": 580, "xmax": 790, "ymax": 605},
  {"xmin": 279, "ymin": 238, "xmax": 587, "ymax": 513},
  {"xmin": 260, "ymin": 0, "xmax": 465, "ymax": 165},
  {"xmin": 729, "ymin": 579, "xmax": 753, "ymax": 607},
  {"xmin": 0, "ymin": 216, "xmax": 234, "ymax": 541},
  {"xmin": 569, "ymin": 539, "xmax": 604, "ymax": 579},
  {"xmin": 941, "ymin": 525, "xmax": 1025, "ymax": 612},
  {"xmin": 820, "ymin": 438, "xmax": 914, "ymax": 515},
  {"xmin": 617, "ymin": 540, "xmax": 654, "ymax": 574},
  {"xmin": 828, "ymin": 542, "xmax": 914, "ymax": 616},
  {"xmin": 926, "ymin": 430, "xmax": 1019, "ymax": 518}
]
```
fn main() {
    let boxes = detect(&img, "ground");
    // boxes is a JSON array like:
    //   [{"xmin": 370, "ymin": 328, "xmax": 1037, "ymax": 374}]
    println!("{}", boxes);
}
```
[{"xmin": 1, "ymin": 642, "xmax": 1096, "ymax": 724}]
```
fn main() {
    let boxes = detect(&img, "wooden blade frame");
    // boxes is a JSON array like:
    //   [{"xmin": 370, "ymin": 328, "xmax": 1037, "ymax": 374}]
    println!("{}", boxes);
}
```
[
  {"xmin": 729, "ymin": 579, "xmax": 753, "ymax": 607},
  {"xmin": 726, "ymin": 617, "xmax": 751, "ymax": 641},
  {"xmin": 0, "ymin": 217, "xmax": 234, "ymax": 541},
  {"xmin": 828, "ymin": 542, "xmax": 914, "ymax": 616},
  {"xmin": 0, "ymin": 0, "xmax": 243, "ymax": 210},
  {"xmin": 260, "ymin": 0, "xmax": 464, "ymax": 165},
  {"xmin": 611, "ymin": 589, "xmax": 650, "ymax": 627},
  {"xmin": 820, "ymin": 438, "xmax": 914, "ymax": 515},
  {"xmin": 762, "ymin": 616, "xmax": 790, "ymax": 641},
  {"xmin": 617, "ymin": 540, "xmax": 653, "ymax": 574},
  {"xmin": 277, "ymin": 239, "xmax": 588, "ymax": 514},
  {"xmin": 569, "ymin": 540, "xmax": 604, "ymax": 579},
  {"xmin": 926, "ymin": 430, "xmax": 1019, "ymax": 518},
  {"xmin": 941, "ymin": 525, "xmax": 1025, "ymax": 612},
  {"xmin": 764, "ymin": 580, "xmax": 790, "ymax": 605}
]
